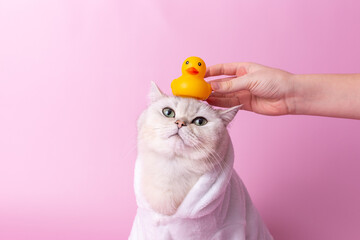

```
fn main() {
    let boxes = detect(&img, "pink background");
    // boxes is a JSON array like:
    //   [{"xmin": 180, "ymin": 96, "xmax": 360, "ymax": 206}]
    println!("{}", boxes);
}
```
[{"xmin": 1, "ymin": 0, "xmax": 360, "ymax": 239}]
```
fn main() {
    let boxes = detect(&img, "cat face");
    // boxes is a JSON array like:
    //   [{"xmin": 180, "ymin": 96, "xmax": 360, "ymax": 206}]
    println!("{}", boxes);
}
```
[{"xmin": 138, "ymin": 82, "xmax": 240, "ymax": 162}]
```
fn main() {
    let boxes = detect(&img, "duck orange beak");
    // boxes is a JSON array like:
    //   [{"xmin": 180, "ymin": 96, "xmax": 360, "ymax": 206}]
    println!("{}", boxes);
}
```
[{"xmin": 186, "ymin": 67, "xmax": 199, "ymax": 75}]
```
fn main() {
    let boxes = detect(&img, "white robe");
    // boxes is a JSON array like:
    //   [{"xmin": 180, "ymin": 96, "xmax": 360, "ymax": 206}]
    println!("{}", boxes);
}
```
[{"xmin": 129, "ymin": 143, "xmax": 273, "ymax": 240}]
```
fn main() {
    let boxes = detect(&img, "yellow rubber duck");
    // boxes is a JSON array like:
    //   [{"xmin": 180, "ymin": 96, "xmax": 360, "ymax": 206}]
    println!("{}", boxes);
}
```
[{"xmin": 171, "ymin": 56, "xmax": 212, "ymax": 100}]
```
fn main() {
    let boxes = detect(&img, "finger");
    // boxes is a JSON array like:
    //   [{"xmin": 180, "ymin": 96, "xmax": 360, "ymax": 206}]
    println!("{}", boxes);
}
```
[
  {"xmin": 209, "ymin": 90, "xmax": 251, "ymax": 100},
  {"xmin": 205, "ymin": 62, "xmax": 250, "ymax": 77},
  {"xmin": 206, "ymin": 97, "xmax": 240, "ymax": 108},
  {"xmin": 209, "ymin": 91, "xmax": 237, "ymax": 98},
  {"xmin": 210, "ymin": 76, "xmax": 251, "ymax": 93},
  {"xmin": 207, "ymin": 77, "xmax": 236, "ymax": 84}
]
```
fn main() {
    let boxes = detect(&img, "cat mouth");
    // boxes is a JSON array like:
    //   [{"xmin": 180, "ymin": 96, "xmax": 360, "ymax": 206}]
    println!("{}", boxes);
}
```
[
  {"xmin": 168, "ymin": 132, "xmax": 186, "ymax": 144},
  {"xmin": 169, "ymin": 133, "xmax": 177, "ymax": 137},
  {"xmin": 169, "ymin": 132, "xmax": 180, "ymax": 139}
]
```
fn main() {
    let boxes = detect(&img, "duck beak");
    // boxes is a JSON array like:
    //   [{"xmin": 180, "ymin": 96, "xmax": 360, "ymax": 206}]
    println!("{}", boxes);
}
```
[{"xmin": 186, "ymin": 67, "xmax": 199, "ymax": 75}]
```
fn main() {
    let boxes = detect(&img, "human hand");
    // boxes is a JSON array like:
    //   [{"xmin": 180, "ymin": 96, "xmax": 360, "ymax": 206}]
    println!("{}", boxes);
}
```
[{"xmin": 205, "ymin": 62, "xmax": 295, "ymax": 116}]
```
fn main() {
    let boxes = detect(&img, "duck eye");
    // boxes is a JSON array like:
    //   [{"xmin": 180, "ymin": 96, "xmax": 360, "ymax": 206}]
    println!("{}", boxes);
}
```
[
  {"xmin": 185, "ymin": 61, "xmax": 189, "ymax": 64},
  {"xmin": 162, "ymin": 107, "xmax": 175, "ymax": 118},
  {"xmin": 198, "ymin": 62, "xmax": 201, "ymax": 66},
  {"xmin": 192, "ymin": 117, "xmax": 208, "ymax": 126}
]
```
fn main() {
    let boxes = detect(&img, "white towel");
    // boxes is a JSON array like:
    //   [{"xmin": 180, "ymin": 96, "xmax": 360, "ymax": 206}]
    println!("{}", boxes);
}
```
[{"xmin": 129, "ymin": 141, "xmax": 274, "ymax": 240}]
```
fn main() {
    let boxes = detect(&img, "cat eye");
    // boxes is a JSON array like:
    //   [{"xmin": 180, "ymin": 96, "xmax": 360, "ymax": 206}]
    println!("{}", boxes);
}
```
[
  {"xmin": 162, "ymin": 107, "xmax": 175, "ymax": 118},
  {"xmin": 192, "ymin": 117, "xmax": 208, "ymax": 126}
]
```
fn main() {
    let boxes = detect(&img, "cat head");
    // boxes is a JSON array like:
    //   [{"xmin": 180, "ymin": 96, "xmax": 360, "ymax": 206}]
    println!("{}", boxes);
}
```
[{"xmin": 138, "ymin": 82, "xmax": 241, "ymax": 166}]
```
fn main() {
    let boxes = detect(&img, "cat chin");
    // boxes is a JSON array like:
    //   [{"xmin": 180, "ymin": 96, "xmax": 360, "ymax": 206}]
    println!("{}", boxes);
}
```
[
  {"xmin": 143, "ymin": 138, "xmax": 204, "ymax": 160},
  {"xmin": 157, "ymin": 136, "xmax": 193, "ymax": 156},
  {"xmin": 168, "ymin": 133, "xmax": 193, "ymax": 147}
]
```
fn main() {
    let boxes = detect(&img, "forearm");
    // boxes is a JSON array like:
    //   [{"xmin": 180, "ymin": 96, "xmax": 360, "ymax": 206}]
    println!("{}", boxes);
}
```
[{"xmin": 289, "ymin": 74, "xmax": 360, "ymax": 119}]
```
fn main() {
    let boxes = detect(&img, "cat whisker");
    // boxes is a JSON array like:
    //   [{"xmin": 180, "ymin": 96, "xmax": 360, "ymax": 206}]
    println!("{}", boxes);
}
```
[
  {"xmin": 186, "ymin": 133, "xmax": 229, "ymax": 176},
  {"xmin": 185, "ymin": 134, "xmax": 220, "ymax": 173}
]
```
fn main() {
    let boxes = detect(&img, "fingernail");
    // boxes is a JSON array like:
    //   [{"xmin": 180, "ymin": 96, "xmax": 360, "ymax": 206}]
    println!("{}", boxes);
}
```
[{"xmin": 211, "ymin": 82, "xmax": 220, "ymax": 90}]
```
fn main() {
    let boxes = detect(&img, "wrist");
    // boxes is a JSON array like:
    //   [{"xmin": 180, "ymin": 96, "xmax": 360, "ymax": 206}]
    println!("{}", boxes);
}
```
[
  {"xmin": 286, "ymin": 74, "xmax": 317, "ymax": 115},
  {"xmin": 285, "ymin": 74, "xmax": 303, "ymax": 115}
]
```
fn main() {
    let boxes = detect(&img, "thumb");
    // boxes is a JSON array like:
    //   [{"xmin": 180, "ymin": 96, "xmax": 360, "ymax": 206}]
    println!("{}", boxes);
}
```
[{"xmin": 210, "ymin": 76, "xmax": 251, "ymax": 93}]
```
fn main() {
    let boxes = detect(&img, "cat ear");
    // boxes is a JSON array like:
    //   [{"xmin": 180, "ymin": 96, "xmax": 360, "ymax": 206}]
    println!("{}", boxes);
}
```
[
  {"xmin": 218, "ymin": 105, "xmax": 242, "ymax": 126},
  {"xmin": 149, "ymin": 81, "xmax": 166, "ymax": 102}
]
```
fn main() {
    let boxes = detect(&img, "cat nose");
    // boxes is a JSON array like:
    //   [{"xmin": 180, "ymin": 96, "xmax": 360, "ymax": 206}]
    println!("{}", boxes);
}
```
[{"xmin": 175, "ymin": 120, "xmax": 187, "ymax": 128}]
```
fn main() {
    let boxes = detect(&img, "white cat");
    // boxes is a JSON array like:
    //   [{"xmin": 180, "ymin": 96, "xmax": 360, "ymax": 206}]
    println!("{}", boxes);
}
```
[{"xmin": 129, "ymin": 82, "xmax": 273, "ymax": 240}]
